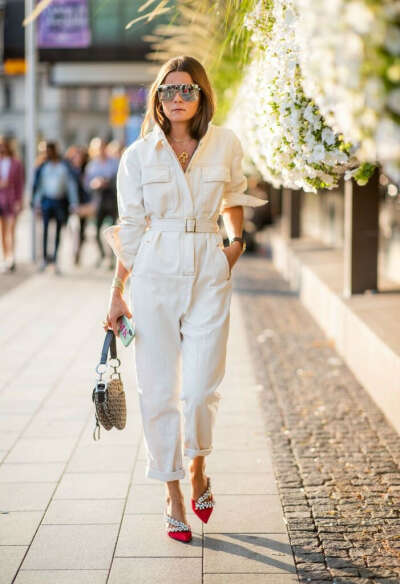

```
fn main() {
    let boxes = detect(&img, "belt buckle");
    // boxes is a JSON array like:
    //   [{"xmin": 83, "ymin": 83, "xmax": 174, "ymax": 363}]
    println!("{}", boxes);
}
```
[{"xmin": 185, "ymin": 217, "xmax": 196, "ymax": 232}]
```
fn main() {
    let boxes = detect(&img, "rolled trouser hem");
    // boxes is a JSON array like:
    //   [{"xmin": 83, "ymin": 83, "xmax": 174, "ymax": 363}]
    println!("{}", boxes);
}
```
[
  {"xmin": 184, "ymin": 447, "xmax": 212, "ymax": 458},
  {"xmin": 146, "ymin": 466, "xmax": 186, "ymax": 481}
]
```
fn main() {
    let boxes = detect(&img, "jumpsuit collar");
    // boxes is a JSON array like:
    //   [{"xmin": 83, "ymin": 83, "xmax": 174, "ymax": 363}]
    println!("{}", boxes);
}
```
[{"xmin": 149, "ymin": 121, "xmax": 213, "ymax": 149}]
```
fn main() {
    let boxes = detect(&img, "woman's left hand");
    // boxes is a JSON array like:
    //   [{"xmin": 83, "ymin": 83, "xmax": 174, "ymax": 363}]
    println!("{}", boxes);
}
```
[{"xmin": 222, "ymin": 242, "xmax": 243, "ymax": 271}]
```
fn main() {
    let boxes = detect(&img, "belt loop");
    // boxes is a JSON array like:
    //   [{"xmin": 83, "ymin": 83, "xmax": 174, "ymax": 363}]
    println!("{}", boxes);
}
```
[{"xmin": 185, "ymin": 217, "xmax": 196, "ymax": 232}]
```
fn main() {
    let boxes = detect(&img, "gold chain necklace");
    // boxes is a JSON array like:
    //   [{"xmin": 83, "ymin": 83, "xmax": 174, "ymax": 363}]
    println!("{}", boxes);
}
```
[{"xmin": 168, "ymin": 136, "xmax": 195, "ymax": 168}]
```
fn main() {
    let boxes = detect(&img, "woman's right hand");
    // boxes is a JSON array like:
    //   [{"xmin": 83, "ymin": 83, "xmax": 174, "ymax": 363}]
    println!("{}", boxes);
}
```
[{"xmin": 104, "ymin": 289, "xmax": 132, "ymax": 337}]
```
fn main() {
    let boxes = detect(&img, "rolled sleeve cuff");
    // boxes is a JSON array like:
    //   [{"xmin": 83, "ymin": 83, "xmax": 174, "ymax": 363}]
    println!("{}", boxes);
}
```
[
  {"xmin": 103, "ymin": 223, "xmax": 146, "ymax": 272},
  {"xmin": 221, "ymin": 192, "xmax": 268, "ymax": 213}
]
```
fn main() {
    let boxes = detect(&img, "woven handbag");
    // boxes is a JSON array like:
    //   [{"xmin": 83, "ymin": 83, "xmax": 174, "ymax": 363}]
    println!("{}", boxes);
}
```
[{"xmin": 92, "ymin": 329, "xmax": 127, "ymax": 440}]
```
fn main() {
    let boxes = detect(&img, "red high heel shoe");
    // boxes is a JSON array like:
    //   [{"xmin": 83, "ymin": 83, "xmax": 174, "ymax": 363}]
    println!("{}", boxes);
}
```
[
  {"xmin": 164, "ymin": 503, "xmax": 192, "ymax": 542},
  {"xmin": 191, "ymin": 476, "xmax": 215, "ymax": 523}
]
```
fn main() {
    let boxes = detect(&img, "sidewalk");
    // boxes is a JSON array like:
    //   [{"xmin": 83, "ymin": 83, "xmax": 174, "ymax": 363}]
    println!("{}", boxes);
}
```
[
  {"xmin": 238, "ymin": 255, "xmax": 400, "ymax": 583},
  {"xmin": 0, "ymin": 259, "xmax": 297, "ymax": 583},
  {"xmin": 2, "ymin": 236, "xmax": 400, "ymax": 583}
]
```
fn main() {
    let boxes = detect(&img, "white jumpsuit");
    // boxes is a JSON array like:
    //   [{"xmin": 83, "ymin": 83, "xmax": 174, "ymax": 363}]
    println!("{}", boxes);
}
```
[{"xmin": 104, "ymin": 121, "xmax": 267, "ymax": 481}]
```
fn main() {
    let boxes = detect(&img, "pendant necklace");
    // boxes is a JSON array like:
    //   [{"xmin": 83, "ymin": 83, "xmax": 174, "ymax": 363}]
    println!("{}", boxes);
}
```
[{"xmin": 169, "ymin": 136, "xmax": 195, "ymax": 168}]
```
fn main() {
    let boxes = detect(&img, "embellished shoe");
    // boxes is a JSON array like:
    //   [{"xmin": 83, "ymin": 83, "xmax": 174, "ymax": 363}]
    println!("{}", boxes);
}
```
[
  {"xmin": 191, "ymin": 475, "xmax": 215, "ymax": 523},
  {"xmin": 164, "ymin": 503, "xmax": 192, "ymax": 542}
]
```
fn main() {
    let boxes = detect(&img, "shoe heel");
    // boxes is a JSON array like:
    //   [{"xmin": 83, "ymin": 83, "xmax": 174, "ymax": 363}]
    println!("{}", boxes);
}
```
[
  {"xmin": 164, "ymin": 504, "xmax": 192, "ymax": 543},
  {"xmin": 191, "ymin": 476, "xmax": 215, "ymax": 524}
]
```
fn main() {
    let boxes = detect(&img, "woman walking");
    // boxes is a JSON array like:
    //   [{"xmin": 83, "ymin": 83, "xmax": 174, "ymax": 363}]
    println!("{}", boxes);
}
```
[
  {"xmin": 103, "ymin": 55, "xmax": 267, "ymax": 542},
  {"xmin": 0, "ymin": 136, "xmax": 24, "ymax": 273}
]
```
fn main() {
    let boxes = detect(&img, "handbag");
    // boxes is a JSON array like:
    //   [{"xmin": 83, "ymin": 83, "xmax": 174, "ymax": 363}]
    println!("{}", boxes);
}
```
[{"xmin": 92, "ymin": 329, "xmax": 127, "ymax": 440}]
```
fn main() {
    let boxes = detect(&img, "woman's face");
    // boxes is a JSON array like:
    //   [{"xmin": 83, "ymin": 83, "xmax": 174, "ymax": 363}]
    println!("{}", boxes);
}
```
[{"xmin": 160, "ymin": 71, "xmax": 200, "ymax": 126}]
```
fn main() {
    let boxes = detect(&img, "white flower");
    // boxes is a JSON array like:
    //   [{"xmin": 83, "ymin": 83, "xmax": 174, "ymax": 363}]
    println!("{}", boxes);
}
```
[
  {"xmin": 387, "ymin": 89, "xmax": 400, "ymax": 116},
  {"xmin": 309, "ymin": 144, "xmax": 326, "ymax": 163},
  {"xmin": 225, "ymin": 0, "xmax": 350, "ymax": 191},
  {"xmin": 385, "ymin": 25, "xmax": 400, "ymax": 56},
  {"xmin": 295, "ymin": 0, "xmax": 400, "ymax": 184},
  {"xmin": 344, "ymin": 1, "xmax": 374, "ymax": 35},
  {"xmin": 322, "ymin": 128, "xmax": 335, "ymax": 145}
]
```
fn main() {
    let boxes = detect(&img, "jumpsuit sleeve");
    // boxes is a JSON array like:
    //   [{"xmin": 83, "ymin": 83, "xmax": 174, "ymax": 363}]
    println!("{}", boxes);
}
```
[
  {"xmin": 103, "ymin": 146, "xmax": 146, "ymax": 272},
  {"xmin": 220, "ymin": 129, "xmax": 268, "ymax": 213}
]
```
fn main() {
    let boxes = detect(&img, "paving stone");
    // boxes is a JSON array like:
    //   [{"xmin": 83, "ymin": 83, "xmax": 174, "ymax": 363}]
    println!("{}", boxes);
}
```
[
  {"xmin": 0, "ymin": 463, "xmax": 65, "ymax": 483},
  {"xmin": 204, "ymin": 576, "xmax": 299, "ymax": 583},
  {"xmin": 53, "ymin": 472, "xmax": 131, "ymax": 499},
  {"xmin": 5, "ymin": 438, "xmax": 76, "ymax": 463},
  {"xmin": 203, "ymin": 495, "xmax": 287, "ymax": 534},
  {"xmin": 0, "ymin": 482, "xmax": 56, "ymax": 511},
  {"xmin": 206, "ymin": 450, "xmax": 274, "ymax": 474},
  {"xmin": 14, "ymin": 571, "xmax": 108, "ymax": 584},
  {"xmin": 42, "ymin": 498, "xmax": 125, "ymax": 524},
  {"xmin": 66, "ymin": 444, "xmax": 137, "ymax": 473},
  {"xmin": 208, "ymin": 472, "xmax": 279, "ymax": 495},
  {"xmin": 204, "ymin": 533, "xmax": 296, "ymax": 574},
  {"xmin": 115, "ymin": 514, "xmax": 202, "ymax": 557},
  {"xmin": 79, "ymin": 416, "xmax": 143, "ymax": 446},
  {"xmin": 22, "ymin": 524, "xmax": 119, "ymax": 569},
  {"xmin": 0, "ymin": 546, "xmax": 28, "ymax": 584},
  {"xmin": 0, "ymin": 512, "xmax": 42, "ymax": 545},
  {"xmin": 108, "ymin": 558, "xmax": 202, "ymax": 584},
  {"xmin": 212, "ymin": 425, "xmax": 269, "ymax": 450}
]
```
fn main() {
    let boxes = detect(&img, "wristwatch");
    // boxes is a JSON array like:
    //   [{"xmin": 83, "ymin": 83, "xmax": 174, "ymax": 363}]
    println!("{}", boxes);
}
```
[{"xmin": 230, "ymin": 236, "xmax": 246, "ymax": 254}]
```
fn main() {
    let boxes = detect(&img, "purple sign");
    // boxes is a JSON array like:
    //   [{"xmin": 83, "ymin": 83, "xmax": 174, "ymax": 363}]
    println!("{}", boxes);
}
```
[{"xmin": 38, "ymin": 0, "xmax": 91, "ymax": 48}]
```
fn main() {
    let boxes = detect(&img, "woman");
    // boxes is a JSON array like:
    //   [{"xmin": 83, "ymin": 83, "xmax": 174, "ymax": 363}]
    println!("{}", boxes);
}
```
[
  {"xmin": 103, "ymin": 55, "xmax": 267, "ymax": 542},
  {"xmin": 0, "ymin": 136, "xmax": 24, "ymax": 273},
  {"xmin": 84, "ymin": 137, "xmax": 119, "ymax": 268}
]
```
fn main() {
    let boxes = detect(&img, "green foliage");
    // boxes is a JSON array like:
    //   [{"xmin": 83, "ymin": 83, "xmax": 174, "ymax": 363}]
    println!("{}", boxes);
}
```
[
  {"xmin": 353, "ymin": 162, "xmax": 377, "ymax": 186},
  {"xmin": 206, "ymin": 0, "xmax": 258, "ymax": 123}
]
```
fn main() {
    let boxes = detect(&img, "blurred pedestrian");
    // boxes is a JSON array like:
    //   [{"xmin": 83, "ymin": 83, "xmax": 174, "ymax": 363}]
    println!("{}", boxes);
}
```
[
  {"xmin": 106, "ymin": 139, "xmax": 125, "ymax": 162},
  {"xmin": 0, "ymin": 136, "xmax": 25, "ymax": 273},
  {"xmin": 65, "ymin": 145, "xmax": 93, "ymax": 265},
  {"xmin": 32, "ymin": 141, "xmax": 79, "ymax": 274},
  {"xmin": 84, "ymin": 137, "xmax": 119, "ymax": 268}
]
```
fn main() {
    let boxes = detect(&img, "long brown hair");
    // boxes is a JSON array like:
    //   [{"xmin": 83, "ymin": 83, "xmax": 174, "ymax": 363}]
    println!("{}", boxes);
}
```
[
  {"xmin": 0, "ymin": 135, "xmax": 16, "ymax": 157},
  {"xmin": 140, "ymin": 55, "xmax": 215, "ymax": 141}
]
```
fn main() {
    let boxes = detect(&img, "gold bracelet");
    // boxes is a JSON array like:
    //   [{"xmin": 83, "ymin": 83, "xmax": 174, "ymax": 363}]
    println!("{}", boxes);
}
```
[
  {"xmin": 111, "ymin": 283, "xmax": 124, "ymax": 294},
  {"xmin": 111, "ymin": 277, "xmax": 125, "ymax": 294}
]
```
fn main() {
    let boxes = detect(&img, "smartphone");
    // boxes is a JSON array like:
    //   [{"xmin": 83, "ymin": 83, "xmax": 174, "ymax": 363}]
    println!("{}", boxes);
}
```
[{"xmin": 117, "ymin": 315, "xmax": 135, "ymax": 347}]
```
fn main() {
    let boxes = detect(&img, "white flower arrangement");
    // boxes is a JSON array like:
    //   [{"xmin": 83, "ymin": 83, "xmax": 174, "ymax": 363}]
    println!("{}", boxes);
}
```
[
  {"xmin": 295, "ymin": 0, "xmax": 400, "ymax": 184},
  {"xmin": 226, "ymin": 0, "xmax": 352, "ymax": 193}
]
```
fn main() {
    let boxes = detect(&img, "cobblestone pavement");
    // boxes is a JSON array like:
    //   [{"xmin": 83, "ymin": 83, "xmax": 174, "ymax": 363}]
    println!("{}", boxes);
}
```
[{"xmin": 236, "ymin": 254, "xmax": 400, "ymax": 584}]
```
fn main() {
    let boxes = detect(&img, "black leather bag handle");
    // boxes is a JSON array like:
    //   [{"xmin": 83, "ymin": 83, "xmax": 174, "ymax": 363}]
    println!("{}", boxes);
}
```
[{"xmin": 100, "ymin": 329, "xmax": 117, "ymax": 364}]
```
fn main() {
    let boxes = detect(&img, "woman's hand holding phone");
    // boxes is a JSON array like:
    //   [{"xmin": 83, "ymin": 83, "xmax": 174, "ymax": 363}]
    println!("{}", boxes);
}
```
[{"xmin": 104, "ymin": 288, "xmax": 132, "ymax": 338}]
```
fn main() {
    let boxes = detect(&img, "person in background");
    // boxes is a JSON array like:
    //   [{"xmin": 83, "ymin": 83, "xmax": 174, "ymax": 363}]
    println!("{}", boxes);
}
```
[
  {"xmin": 65, "ymin": 145, "xmax": 92, "ymax": 265},
  {"xmin": 106, "ymin": 139, "xmax": 125, "ymax": 163},
  {"xmin": 0, "ymin": 136, "xmax": 25, "ymax": 273},
  {"xmin": 84, "ymin": 137, "xmax": 119, "ymax": 268},
  {"xmin": 32, "ymin": 141, "xmax": 79, "ymax": 275}
]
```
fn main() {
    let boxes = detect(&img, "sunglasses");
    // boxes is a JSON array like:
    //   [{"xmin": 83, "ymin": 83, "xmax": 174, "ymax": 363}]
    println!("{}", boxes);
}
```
[{"xmin": 157, "ymin": 83, "xmax": 201, "ymax": 102}]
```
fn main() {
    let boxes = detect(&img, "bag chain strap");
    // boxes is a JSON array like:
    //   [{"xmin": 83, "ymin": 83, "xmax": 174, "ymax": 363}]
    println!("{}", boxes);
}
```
[{"xmin": 92, "ymin": 329, "xmax": 121, "ymax": 440}]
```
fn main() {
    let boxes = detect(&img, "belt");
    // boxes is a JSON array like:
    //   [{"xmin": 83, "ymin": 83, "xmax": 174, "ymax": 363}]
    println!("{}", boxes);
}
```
[{"xmin": 149, "ymin": 217, "xmax": 219, "ymax": 233}]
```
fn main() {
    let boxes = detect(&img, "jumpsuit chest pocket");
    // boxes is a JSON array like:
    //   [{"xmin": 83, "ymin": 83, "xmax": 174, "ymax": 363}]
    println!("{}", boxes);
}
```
[
  {"xmin": 141, "ymin": 164, "xmax": 178, "ymax": 214},
  {"xmin": 202, "ymin": 165, "xmax": 231, "ymax": 182},
  {"xmin": 201, "ymin": 165, "xmax": 231, "ymax": 212}
]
